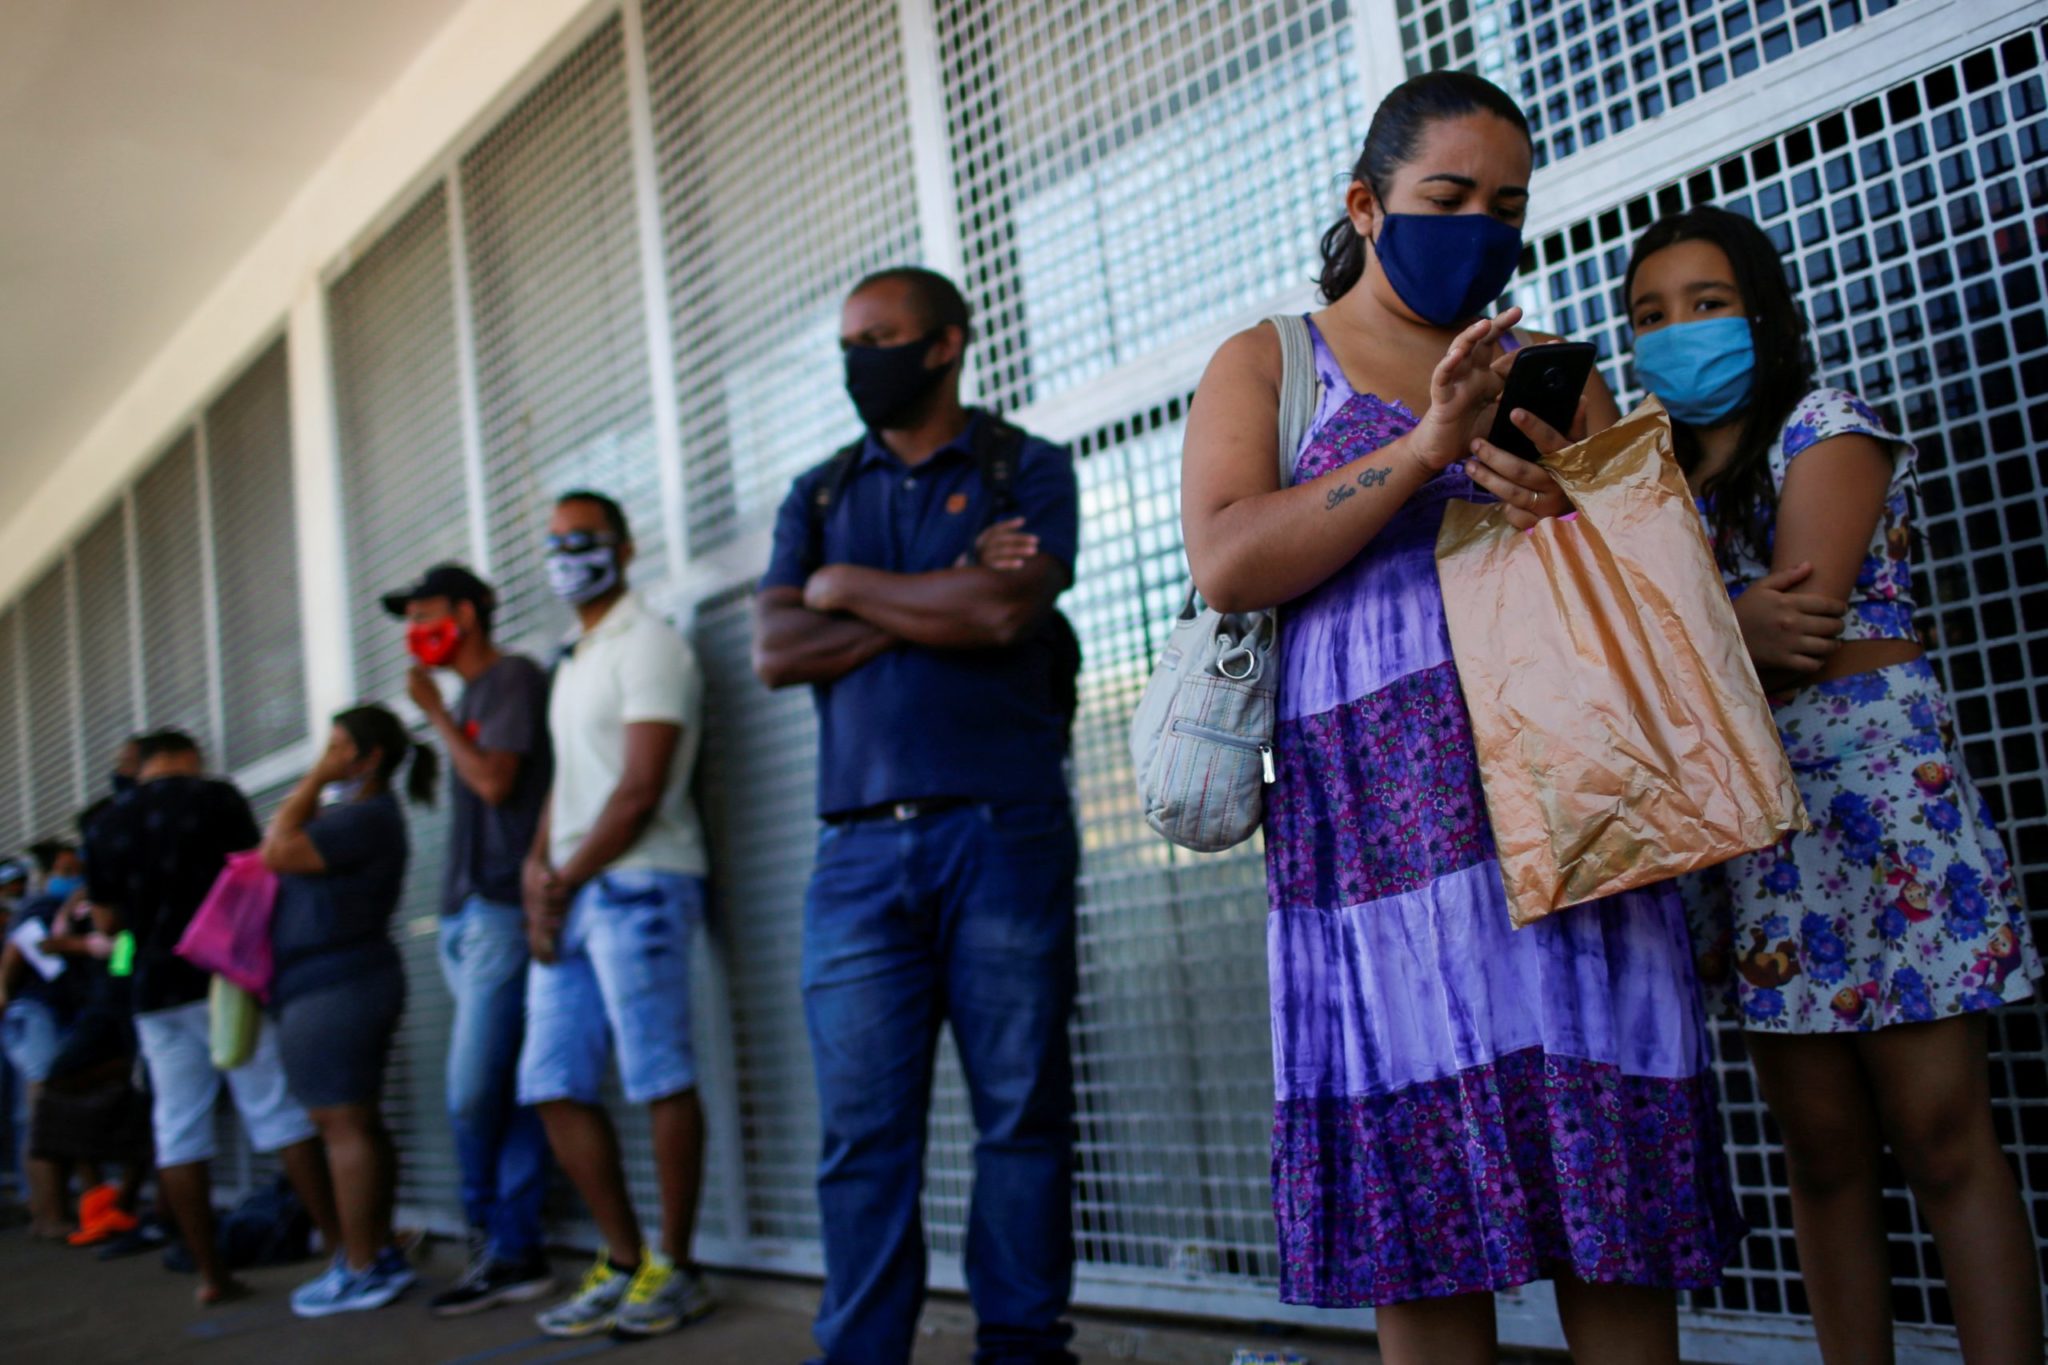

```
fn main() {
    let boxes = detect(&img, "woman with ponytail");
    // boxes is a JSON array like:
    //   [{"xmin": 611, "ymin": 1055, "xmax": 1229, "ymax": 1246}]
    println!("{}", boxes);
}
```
[
  {"xmin": 261, "ymin": 702, "xmax": 437, "ymax": 1317},
  {"xmin": 1181, "ymin": 71, "xmax": 1742, "ymax": 1361}
]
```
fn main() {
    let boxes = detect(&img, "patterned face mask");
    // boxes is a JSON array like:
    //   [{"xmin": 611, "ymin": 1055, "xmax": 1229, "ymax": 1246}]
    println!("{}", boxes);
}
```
[{"xmin": 544, "ymin": 532, "xmax": 622, "ymax": 605}]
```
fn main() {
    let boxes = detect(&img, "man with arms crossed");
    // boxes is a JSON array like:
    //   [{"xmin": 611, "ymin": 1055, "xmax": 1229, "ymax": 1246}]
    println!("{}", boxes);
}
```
[{"xmin": 753, "ymin": 267, "xmax": 1083, "ymax": 1365}]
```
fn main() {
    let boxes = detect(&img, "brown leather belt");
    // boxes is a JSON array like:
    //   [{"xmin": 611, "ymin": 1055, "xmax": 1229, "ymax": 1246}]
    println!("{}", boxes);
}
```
[{"xmin": 823, "ymin": 797, "xmax": 972, "ymax": 826}]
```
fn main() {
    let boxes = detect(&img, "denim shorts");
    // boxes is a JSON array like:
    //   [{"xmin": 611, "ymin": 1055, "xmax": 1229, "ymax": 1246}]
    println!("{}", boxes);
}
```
[
  {"xmin": 516, "ymin": 869, "xmax": 701, "ymax": 1106},
  {"xmin": 135, "ymin": 1000, "xmax": 317, "ymax": 1167}
]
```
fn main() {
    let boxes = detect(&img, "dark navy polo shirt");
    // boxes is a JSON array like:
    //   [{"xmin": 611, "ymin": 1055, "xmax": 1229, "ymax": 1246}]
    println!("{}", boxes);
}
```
[{"xmin": 760, "ymin": 414, "xmax": 1079, "ymax": 818}]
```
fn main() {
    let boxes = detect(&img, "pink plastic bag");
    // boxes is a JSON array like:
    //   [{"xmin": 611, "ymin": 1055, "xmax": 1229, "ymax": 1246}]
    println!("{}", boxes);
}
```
[{"xmin": 174, "ymin": 850, "xmax": 278, "ymax": 1001}]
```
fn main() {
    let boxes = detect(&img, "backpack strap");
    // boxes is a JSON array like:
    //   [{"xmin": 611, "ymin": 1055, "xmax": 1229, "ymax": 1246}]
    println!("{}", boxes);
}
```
[
  {"xmin": 802, "ymin": 437, "xmax": 867, "ymax": 575},
  {"xmin": 1266, "ymin": 314, "xmax": 1318, "ymax": 489},
  {"xmin": 968, "ymin": 409, "xmax": 1027, "ymax": 522}
]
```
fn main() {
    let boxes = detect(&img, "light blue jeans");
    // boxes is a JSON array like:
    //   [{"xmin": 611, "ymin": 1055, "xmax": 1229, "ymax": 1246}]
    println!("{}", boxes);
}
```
[{"xmin": 439, "ymin": 896, "xmax": 548, "ymax": 1260}]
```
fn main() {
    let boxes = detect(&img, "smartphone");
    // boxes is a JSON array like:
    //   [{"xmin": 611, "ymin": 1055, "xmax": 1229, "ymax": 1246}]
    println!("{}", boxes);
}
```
[{"xmin": 1486, "ymin": 341, "xmax": 1597, "ymax": 463}]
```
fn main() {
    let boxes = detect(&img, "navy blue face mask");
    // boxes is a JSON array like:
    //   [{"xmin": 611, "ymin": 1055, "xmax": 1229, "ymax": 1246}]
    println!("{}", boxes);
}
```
[
  {"xmin": 1372, "ymin": 213, "xmax": 1526, "ymax": 327},
  {"xmin": 844, "ymin": 333, "xmax": 947, "ymax": 431}
]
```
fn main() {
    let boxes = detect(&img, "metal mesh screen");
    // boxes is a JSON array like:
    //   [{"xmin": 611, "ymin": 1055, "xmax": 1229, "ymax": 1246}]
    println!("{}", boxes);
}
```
[
  {"xmin": 331, "ymin": 183, "xmax": 474, "ymax": 710},
  {"xmin": 328, "ymin": 181, "xmax": 479, "ymax": 1228},
  {"xmin": 131, "ymin": 435, "xmax": 216, "ymax": 754},
  {"xmin": 935, "ymin": 0, "xmax": 1368, "ymax": 413},
  {"xmin": 20, "ymin": 561, "xmax": 80, "ymax": 841},
  {"xmin": 460, "ymin": 15, "xmax": 664, "ymax": 649},
  {"xmin": 691, "ymin": 585, "xmax": 825, "ymax": 1244},
  {"xmin": 642, "ymin": 0, "xmax": 922, "ymax": 549},
  {"xmin": 1505, "ymin": 25, "xmax": 2048, "ymax": 1330},
  {"xmin": 203, "ymin": 338, "xmax": 304, "ymax": 769},
  {"xmin": 1399, "ymin": 0, "xmax": 1907, "ymax": 167},
  {"xmin": 71, "ymin": 501, "xmax": 139, "ymax": 791},
  {"xmin": 0, "ymin": 611, "xmax": 24, "ymax": 854}
]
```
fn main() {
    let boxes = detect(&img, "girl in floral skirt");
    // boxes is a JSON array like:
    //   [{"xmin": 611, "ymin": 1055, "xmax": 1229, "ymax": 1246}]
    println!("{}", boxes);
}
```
[{"xmin": 1628, "ymin": 204, "xmax": 2043, "ymax": 1363}]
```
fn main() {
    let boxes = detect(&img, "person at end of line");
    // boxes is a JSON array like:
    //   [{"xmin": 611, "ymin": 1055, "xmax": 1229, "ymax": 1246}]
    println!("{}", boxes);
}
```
[{"xmin": 1630, "ymin": 203, "xmax": 2044, "ymax": 1365}]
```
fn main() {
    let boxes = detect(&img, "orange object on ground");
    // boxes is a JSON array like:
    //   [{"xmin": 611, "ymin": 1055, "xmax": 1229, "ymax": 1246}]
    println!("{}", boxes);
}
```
[{"xmin": 67, "ymin": 1185, "xmax": 138, "ymax": 1247}]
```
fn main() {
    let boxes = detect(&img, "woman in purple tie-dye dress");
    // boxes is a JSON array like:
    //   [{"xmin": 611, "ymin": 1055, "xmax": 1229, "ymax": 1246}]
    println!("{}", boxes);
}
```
[{"xmin": 1182, "ymin": 74, "xmax": 1742, "ymax": 1361}]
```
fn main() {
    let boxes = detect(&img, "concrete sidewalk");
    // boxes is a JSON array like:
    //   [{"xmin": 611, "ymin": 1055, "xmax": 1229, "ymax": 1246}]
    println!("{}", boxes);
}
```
[{"xmin": 0, "ymin": 1226, "xmax": 1396, "ymax": 1365}]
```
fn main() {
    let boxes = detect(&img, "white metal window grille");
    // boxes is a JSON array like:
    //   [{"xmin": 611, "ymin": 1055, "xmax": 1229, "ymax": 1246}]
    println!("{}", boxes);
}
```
[
  {"xmin": 1060, "ymin": 399, "xmax": 1279, "ymax": 1281},
  {"xmin": 329, "ymin": 181, "xmax": 479, "ymax": 1225},
  {"xmin": 691, "ymin": 584, "xmax": 828, "ymax": 1246},
  {"xmin": 203, "ymin": 338, "xmax": 305, "ymax": 770},
  {"xmin": 1506, "ymin": 24, "xmax": 2048, "ymax": 1332},
  {"xmin": 71, "ymin": 501, "xmax": 140, "ymax": 793},
  {"xmin": 20, "ymin": 560, "xmax": 80, "ymax": 840},
  {"xmin": 331, "ymin": 183, "xmax": 475, "ymax": 710},
  {"xmin": 1400, "ymin": 0, "xmax": 1907, "ymax": 167},
  {"xmin": 131, "ymin": 436, "xmax": 217, "ymax": 756},
  {"xmin": 0, "ymin": 610, "xmax": 24, "ymax": 854},
  {"xmin": 642, "ymin": 0, "xmax": 923, "ymax": 550},
  {"xmin": 460, "ymin": 16, "xmax": 666, "ymax": 649},
  {"xmin": 935, "ymin": 0, "xmax": 1368, "ymax": 413}
]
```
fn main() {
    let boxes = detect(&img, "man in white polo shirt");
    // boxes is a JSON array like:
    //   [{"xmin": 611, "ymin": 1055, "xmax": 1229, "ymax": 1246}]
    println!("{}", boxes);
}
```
[{"xmin": 518, "ymin": 489, "xmax": 711, "ymax": 1341}]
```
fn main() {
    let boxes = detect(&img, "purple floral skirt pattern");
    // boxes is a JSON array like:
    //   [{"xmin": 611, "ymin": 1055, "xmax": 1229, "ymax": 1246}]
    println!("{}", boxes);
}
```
[
  {"xmin": 1272, "ymin": 1047, "xmax": 1743, "ymax": 1306},
  {"xmin": 1266, "ymin": 332, "xmax": 1743, "ymax": 1307}
]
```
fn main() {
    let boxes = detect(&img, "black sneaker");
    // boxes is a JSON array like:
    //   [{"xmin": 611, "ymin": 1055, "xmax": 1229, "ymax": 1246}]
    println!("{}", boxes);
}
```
[{"xmin": 429, "ymin": 1250, "xmax": 554, "ymax": 1317}]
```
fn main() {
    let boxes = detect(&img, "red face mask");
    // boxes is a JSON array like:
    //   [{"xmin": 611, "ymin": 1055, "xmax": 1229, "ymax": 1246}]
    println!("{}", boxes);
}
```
[{"xmin": 406, "ymin": 617, "xmax": 462, "ymax": 668}]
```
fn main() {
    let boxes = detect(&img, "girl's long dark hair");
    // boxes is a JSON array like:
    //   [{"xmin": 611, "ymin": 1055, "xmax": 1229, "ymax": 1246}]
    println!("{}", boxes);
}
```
[
  {"xmin": 1623, "ymin": 205, "xmax": 1814, "ymax": 561},
  {"xmin": 1318, "ymin": 71, "xmax": 1531, "ymax": 303},
  {"xmin": 334, "ymin": 703, "xmax": 439, "ymax": 807}
]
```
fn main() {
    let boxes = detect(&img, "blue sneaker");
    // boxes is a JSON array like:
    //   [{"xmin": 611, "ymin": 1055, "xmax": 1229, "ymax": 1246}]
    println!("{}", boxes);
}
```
[{"xmin": 290, "ymin": 1248, "xmax": 415, "ymax": 1318}]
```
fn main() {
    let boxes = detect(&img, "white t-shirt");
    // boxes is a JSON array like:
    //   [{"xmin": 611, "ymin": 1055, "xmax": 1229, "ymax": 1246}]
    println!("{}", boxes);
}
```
[{"xmin": 546, "ymin": 591, "xmax": 707, "ymax": 876}]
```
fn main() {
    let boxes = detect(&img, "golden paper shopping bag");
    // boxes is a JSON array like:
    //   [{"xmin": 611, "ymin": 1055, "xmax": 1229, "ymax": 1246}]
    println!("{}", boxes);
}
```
[{"xmin": 1436, "ymin": 398, "xmax": 1807, "ymax": 927}]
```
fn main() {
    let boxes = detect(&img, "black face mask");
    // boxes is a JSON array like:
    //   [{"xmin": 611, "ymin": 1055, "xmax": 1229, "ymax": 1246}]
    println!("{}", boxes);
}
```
[
  {"xmin": 844, "ymin": 333, "xmax": 947, "ymax": 430},
  {"xmin": 110, "ymin": 771, "xmax": 137, "ymax": 796}
]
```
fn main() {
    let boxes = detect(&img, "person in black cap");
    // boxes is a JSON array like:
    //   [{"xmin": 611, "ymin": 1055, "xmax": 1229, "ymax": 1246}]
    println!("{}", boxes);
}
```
[{"xmin": 381, "ymin": 564, "xmax": 556, "ymax": 1315}]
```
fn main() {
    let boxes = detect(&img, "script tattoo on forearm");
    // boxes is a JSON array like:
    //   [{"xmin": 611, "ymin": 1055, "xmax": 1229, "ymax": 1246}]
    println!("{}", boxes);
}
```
[{"xmin": 1324, "ymin": 464, "xmax": 1392, "ymax": 510}]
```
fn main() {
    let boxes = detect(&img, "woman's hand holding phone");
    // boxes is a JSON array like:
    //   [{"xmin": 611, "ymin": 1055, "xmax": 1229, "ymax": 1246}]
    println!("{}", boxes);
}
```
[{"xmin": 1465, "ymin": 403, "xmax": 1577, "ymax": 530}]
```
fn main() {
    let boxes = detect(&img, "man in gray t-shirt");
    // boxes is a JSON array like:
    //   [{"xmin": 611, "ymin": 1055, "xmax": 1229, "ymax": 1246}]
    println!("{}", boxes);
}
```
[{"xmin": 384, "ymin": 564, "xmax": 555, "ymax": 1313}]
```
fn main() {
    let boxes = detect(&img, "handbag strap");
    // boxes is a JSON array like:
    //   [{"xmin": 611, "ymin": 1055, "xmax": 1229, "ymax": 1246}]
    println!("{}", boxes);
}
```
[
  {"xmin": 1267, "ymin": 313, "xmax": 1318, "ymax": 490},
  {"xmin": 1176, "ymin": 315, "xmax": 1322, "ymax": 619}
]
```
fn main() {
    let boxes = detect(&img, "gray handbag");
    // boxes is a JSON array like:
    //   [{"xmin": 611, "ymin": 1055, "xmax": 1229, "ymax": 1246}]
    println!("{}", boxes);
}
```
[{"xmin": 1130, "ymin": 314, "xmax": 1320, "ymax": 852}]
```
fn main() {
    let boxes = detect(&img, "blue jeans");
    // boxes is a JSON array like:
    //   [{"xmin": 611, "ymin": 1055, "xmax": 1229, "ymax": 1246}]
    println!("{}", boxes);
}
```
[
  {"xmin": 803, "ymin": 802, "xmax": 1079, "ymax": 1365},
  {"xmin": 439, "ymin": 897, "xmax": 548, "ymax": 1260}
]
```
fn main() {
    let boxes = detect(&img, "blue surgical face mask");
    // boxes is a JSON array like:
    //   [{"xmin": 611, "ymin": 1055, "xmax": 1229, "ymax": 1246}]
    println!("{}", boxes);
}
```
[
  {"xmin": 1372, "ymin": 212, "xmax": 1525, "ymax": 327},
  {"xmin": 1632, "ymin": 316, "xmax": 1756, "ymax": 427},
  {"xmin": 45, "ymin": 875, "xmax": 81, "ymax": 901}
]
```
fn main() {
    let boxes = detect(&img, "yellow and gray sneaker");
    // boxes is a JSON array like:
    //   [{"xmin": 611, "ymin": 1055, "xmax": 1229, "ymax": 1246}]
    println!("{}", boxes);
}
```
[
  {"xmin": 612, "ymin": 1249, "xmax": 715, "ymax": 1338},
  {"xmin": 534, "ymin": 1253, "xmax": 631, "ymax": 1338}
]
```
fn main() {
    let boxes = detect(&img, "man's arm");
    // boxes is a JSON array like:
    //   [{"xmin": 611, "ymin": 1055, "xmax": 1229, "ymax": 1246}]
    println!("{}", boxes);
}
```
[
  {"xmin": 411, "ymin": 666, "xmax": 522, "ymax": 806},
  {"xmin": 751, "ymin": 588, "xmax": 897, "ymax": 689},
  {"xmin": 550, "ymin": 721, "xmax": 680, "ymax": 891},
  {"xmin": 801, "ymin": 554, "xmax": 1070, "ymax": 652}
]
